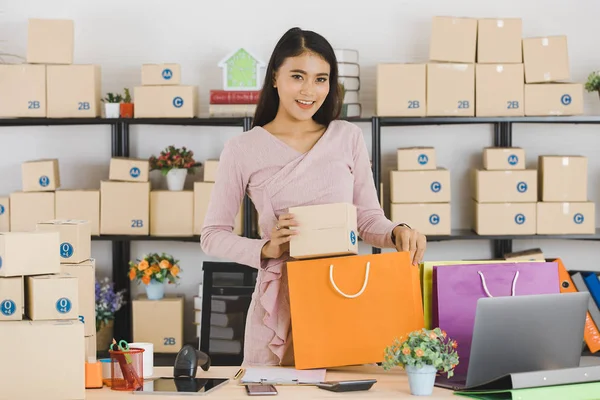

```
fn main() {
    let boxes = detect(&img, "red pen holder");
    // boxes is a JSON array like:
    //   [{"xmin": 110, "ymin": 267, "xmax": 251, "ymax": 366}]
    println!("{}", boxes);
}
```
[{"xmin": 109, "ymin": 347, "xmax": 145, "ymax": 391}]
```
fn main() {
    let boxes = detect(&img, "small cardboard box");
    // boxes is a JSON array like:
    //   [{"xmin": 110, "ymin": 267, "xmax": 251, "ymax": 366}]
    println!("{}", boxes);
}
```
[
  {"xmin": 537, "ymin": 202, "xmax": 595, "ymax": 235},
  {"xmin": 203, "ymin": 159, "xmax": 219, "ymax": 182},
  {"xmin": 429, "ymin": 16, "xmax": 478, "ymax": 63},
  {"xmin": 504, "ymin": 248, "xmax": 545, "ymax": 261},
  {"xmin": 390, "ymin": 203, "xmax": 451, "ymax": 235},
  {"xmin": 47, "ymin": 65, "xmax": 101, "ymax": 118},
  {"xmin": 397, "ymin": 147, "xmax": 436, "ymax": 171},
  {"xmin": 109, "ymin": 157, "xmax": 150, "ymax": 182},
  {"xmin": 26, "ymin": 274, "xmax": 79, "ymax": 321},
  {"xmin": 134, "ymin": 86, "xmax": 198, "ymax": 118},
  {"xmin": 0, "ymin": 320, "xmax": 85, "ymax": 400},
  {"xmin": 539, "ymin": 156, "xmax": 588, "ymax": 202},
  {"xmin": 0, "ymin": 196, "xmax": 9, "ymax": 232},
  {"xmin": 376, "ymin": 64, "xmax": 426, "ymax": 116},
  {"xmin": 9, "ymin": 191, "xmax": 55, "ymax": 232},
  {"xmin": 474, "ymin": 201, "xmax": 537, "ymax": 235},
  {"xmin": 133, "ymin": 295, "xmax": 184, "ymax": 353},
  {"xmin": 0, "ymin": 277, "xmax": 23, "ymax": 321},
  {"xmin": 475, "ymin": 64, "xmax": 524, "ymax": 117},
  {"xmin": 141, "ymin": 63, "xmax": 181, "ymax": 86},
  {"xmin": 55, "ymin": 190, "xmax": 100, "ymax": 236},
  {"xmin": 523, "ymin": 36, "xmax": 570, "ymax": 83},
  {"xmin": 150, "ymin": 191, "xmax": 194, "ymax": 236},
  {"xmin": 27, "ymin": 18, "xmax": 74, "ymax": 64},
  {"xmin": 477, "ymin": 18, "xmax": 523, "ymax": 63},
  {"xmin": 193, "ymin": 182, "xmax": 242, "ymax": 235},
  {"xmin": 483, "ymin": 147, "xmax": 526, "ymax": 170},
  {"xmin": 0, "ymin": 232, "xmax": 60, "ymax": 277},
  {"xmin": 289, "ymin": 203, "xmax": 358, "ymax": 259},
  {"xmin": 100, "ymin": 181, "xmax": 150, "ymax": 235},
  {"xmin": 427, "ymin": 63, "xmax": 475, "ymax": 116},
  {"xmin": 0, "ymin": 64, "xmax": 46, "ymax": 117},
  {"xmin": 524, "ymin": 83, "xmax": 583, "ymax": 116},
  {"xmin": 390, "ymin": 169, "xmax": 451, "ymax": 203},
  {"xmin": 61, "ymin": 259, "xmax": 95, "ymax": 336},
  {"xmin": 21, "ymin": 159, "xmax": 60, "ymax": 192},
  {"xmin": 36, "ymin": 220, "xmax": 91, "ymax": 264},
  {"xmin": 473, "ymin": 169, "xmax": 537, "ymax": 203}
]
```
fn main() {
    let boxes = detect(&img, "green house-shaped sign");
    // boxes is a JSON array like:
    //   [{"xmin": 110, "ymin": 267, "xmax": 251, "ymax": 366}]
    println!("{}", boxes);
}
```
[{"xmin": 218, "ymin": 48, "xmax": 265, "ymax": 91}]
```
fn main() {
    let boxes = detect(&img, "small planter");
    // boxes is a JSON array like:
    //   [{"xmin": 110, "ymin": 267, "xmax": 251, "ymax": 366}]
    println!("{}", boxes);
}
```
[
  {"xmin": 166, "ymin": 168, "xmax": 188, "ymax": 191},
  {"xmin": 406, "ymin": 365, "xmax": 437, "ymax": 396},
  {"xmin": 145, "ymin": 280, "xmax": 165, "ymax": 300},
  {"xmin": 120, "ymin": 103, "xmax": 134, "ymax": 118},
  {"xmin": 104, "ymin": 103, "xmax": 121, "ymax": 118}
]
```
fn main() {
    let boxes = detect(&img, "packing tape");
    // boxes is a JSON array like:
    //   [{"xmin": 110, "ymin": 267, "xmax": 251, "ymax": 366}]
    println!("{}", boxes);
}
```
[
  {"xmin": 496, "ymin": 65, "xmax": 504, "ymax": 73},
  {"xmin": 563, "ymin": 203, "xmax": 570, "ymax": 215},
  {"xmin": 497, "ymin": 19, "xmax": 504, "ymax": 28},
  {"xmin": 562, "ymin": 157, "xmax": 569, "ymax": 166},
  {"xmin": 542, "ymin": 38, "xmax": 549, "ymax": 46}
]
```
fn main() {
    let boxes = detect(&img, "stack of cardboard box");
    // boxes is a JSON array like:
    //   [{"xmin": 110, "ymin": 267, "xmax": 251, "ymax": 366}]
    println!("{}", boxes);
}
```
[
  {"xmin": 389, "ymin": 147, "xmax": 451, "ymax": 235},
  {"xmin": 473, "ymin": 147, "xmax": 538, "ymax": 235}
]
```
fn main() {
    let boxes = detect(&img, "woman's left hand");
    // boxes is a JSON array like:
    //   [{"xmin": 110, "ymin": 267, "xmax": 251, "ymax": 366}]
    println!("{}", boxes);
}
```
[{"xmin": 393, "ymin": 225, "xmax": 427, "ymax": 266}]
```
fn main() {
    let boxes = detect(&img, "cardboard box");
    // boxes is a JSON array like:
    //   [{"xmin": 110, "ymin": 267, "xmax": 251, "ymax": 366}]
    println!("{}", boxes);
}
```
[
  {"xmin": 474, "ymin": 201, "xmax": 537, "ymax": 235},
  {"xmin": 0, "ymin": 232, "xmax": 60, "ymax": 277},
  {"xmin": 204, "ymin": 159, "xmax": 219, "ymax": 182},
  {"xmin": 475, "ymin": 64, "xmax": 524, "ymax": 117},
  {"xmin": 539, "ymin": 156, "xmax": 587, "ymax": 202},
  {"xmin": 397, "ymin": 147, "xmax": 436, "ymax": 170},
  {"xmin": 27, "ymin": 18, "xmax": 74, "ymax": 64},
  {"xmin": 483, "ymin": 147, "xmax": 526, "ymax": 170},
  {"xmin": 21, "ymin": 159, "xmax": 60, "ymax": 192},
  {"xmin": 109, "ymin": 157, "xmax": 150, "ymax": 182},
  {"xmin": 523, "ymin": 36, "xmax": 570, "ymax": 83},
  {"xmin": 193, "ymin": 182, "xmax": 242, "ymax": 235},
  {"xmin": 0, "ymin": 64, "xmax": 46, "ymax": 117},
  {"xmin": 429, "ymin": 16, "xmax": 477, "ymax": 63},
  {"xmin": 524, "ymin": 83, "xmax": 583, "ymax": 116},
  {"xmin": 61, "ymin": 259, "xmax": 96, "ymax": 336},
  {"xmin": 55, "ymin": 190, "xmax": 100, "ymax": 236},
  {"xmin": 26, "ymin": 274, "xmax": 79, "ymax": 320},
  {"xmin": 0, "ymin": 320, "xmax": 85, "ymax": 400},
  {"xmin": 289, "ymin": 203, "xmax": 358, "ymax": 259},
  {"xmin": 47, "ymin": 65, "xmax": 101, "ymax": 118},
  {"xmin": 473, "ymin": 169, "xmax": 537, "ymax": 203},
  {"xmin": 537, "ymin": 202, "xmax": 595, "ymax": 235},
  {"xmin": 9, "ymin": 191, "xmax": 55, "ymax": 232},
  {"xmin": 0, "ymin": 277, "xmax": 23, "ymax": 321},
  {"xmin": 477, "ymin": 18, "xmax": 523, "ymax": 63},
  {"xmin": 141, "ymin": 63, "xmax": 181, "ymax": 85},
  {"xmin": 390, "ymin": 203, "xmax": 451, "ymax": 235},
  {"xmin": 36, "ymin": 220, "xmax": 91, "ymax": 263},
  {"xmin": 134, "ymin": 86, "xmax": 198, "ymax": 118},
  {"xmin": 376, "ymin": 64, "xmax": 426, "ymax": 116},
  {"xmin": 390, "ymin": 169, "xmax": 451, "ymax": 203},
  {"xmin": 150, "ymin": 191, "xmax": 194, "ymax": 236},
  {"xmin": 504, "ymin": 248, "xmax": 545, "ymax": 261},
  {"xmin": 133, "ymin": 295, "xmax": 184, "ymax": 353},
  {"xmin": 0, "ymin": 196, "xmax": 9, "ymax": 232},
  {"xmin": 100, "ymin": 181, "xmax": 150, "ymax": 235},
  {"xmin": 427, "ymin": 63, "xmax": 475, "ymax": 116}
]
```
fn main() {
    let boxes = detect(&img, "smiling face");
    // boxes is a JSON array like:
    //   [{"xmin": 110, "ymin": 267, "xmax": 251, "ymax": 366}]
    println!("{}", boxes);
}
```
[{"xmin": 273, "ymin": 52, "xmax": 331, "ymax": 123}]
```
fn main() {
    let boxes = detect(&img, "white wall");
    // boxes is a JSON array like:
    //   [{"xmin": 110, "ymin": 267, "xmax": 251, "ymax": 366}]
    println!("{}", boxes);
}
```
[{"xmin": 2, "ymin": 0, "xmax": 600, "ymax": 344}]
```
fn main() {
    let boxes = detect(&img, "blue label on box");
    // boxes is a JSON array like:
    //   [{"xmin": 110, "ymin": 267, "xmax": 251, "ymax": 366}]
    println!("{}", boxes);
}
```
[
  {"xmin": 0, "ymin": 300, "xmax": 16, "ymax": 316},
  {"xmin": 173, "ymin": 97, "xmax": 184, "ymax": 108},
  {"xmin": 514, "ymin": 213, "xmax": 526, "ymax": 225},
  {"xmin": 0, "ymin": 256, "xmax": 2, "ymax": 269},
  {"xmin": 60, "ymin": 242, "xmax": 74, "ymax": 258},
  {"xmin": 430, "ymin": 181, "xmax": 441, "ymax": 193},
  {"xmin": 574, "ymin": 213, "xmax": 584, "ymax": 224},
  {"xmin": 508, "ymin": 155, "xmax": 519, "ymax": 165},
  {"xmin": 162, "ymin": 69, "xmax": 173, "ymax": 80},
  {"xmin": 130, "ymin": 167, "xmax": 141, "ymax": 178},
  {"xmin": 561, "ymin": 94, "xmax": 572, "ymax": 106},
  {"xmin": 418, "ymin": 154, "xmax": 429, "ymax": 165},
  {"xmin": 39, "ymin": 175, "xmax": 50, "ymax": 187},
  {"xmin": 429, "ymin": 214, "xmax": 440, "ymax": 225},
  {"xmin": 0, "ymin": 204, "xmax": 4, "ymax": 215},
  {"xmin": 28, "ymin": 100, "xmax": 41, "ymax": 109},
  {"xmin": 350, "ymin": 230, "xmax": 356, "ymax": 245},
  {"xmin": 56, "ymin": 298, "xmax": 72, "ymax": 314},
  {"xmin": 516, "ymin": 182, "xmax": 528, "ymax": 193}
]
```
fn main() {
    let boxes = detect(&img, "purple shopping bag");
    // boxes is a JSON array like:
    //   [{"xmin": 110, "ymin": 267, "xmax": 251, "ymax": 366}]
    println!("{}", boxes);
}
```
[{"xmin": 432, "ymin": 262, "xmax": 559, "ymax": 376}]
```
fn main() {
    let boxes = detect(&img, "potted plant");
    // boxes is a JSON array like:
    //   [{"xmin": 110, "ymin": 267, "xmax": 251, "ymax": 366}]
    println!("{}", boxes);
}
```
[
  {"xmin": 585, "ymin": 71, "xmax": 600, "ymax": 99},
  {"xmin": 95, "ymin": 277, "xmax": 126, "ymax": 352},
  {"xmin": 102, "ymin": 92, "xmax": 123, "ymax": 118},
  {"xmin": 149, "ymin": 145, "xmax": 202, "ymax": 191},
  {"xmin": 120, "ymin": 88, "xmax": 134, "ymax": 118},
  {"xmin": 129, "ymin": 252, "xmax": 181, "ymax": 300},
  {"xmin": 382, "ymin": 327, "xmax": 459, "ymax": 396}
]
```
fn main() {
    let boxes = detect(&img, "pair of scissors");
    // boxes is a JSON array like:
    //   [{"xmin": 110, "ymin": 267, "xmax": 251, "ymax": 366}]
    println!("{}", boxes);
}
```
[{"xmin": 110, "ymin": 339, "xmax": 130, "ymax": 352}]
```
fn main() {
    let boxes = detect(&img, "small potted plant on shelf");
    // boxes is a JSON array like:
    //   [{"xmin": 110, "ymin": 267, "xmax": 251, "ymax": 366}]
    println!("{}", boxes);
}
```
[
  {"xmin": 96, "ymin": 277, "xmax": 126, "ymax": 352},
  {"xmin": 120, "ymin": 88, "xmax": 134, "ymax": 118},
  {"xmin": 149, "ymin": 145, "xmax": 202, "ymax": 191},
  {"xmin": 102, "ymin": 92, "xmax": 123, "ymax": 118},
  {"xmin": 585, "ymin": 70, "xmax": 600, "ymax": 100},
  {"xmin": 382, "ymin": 327, "xmax": 459, "ymax": 396},
  {"xmin": 129, "ymin": 252, "xmax": 181, "ymax": 300}
]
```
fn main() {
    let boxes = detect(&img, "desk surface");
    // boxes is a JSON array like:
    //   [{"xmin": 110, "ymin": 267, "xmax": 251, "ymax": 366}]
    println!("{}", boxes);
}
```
[{"xmin": 86, "ymin": 365, "xmax": 455, "ymax": 399}]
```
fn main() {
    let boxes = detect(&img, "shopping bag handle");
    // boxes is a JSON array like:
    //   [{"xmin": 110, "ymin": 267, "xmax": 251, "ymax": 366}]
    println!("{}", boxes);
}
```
[
  {"xmin": 329, "ymin": 262, "xmax": 370, "ymax": 299},
  {"xmin": 477, "ymin": 271, "xmax": 520, "ymax": 297}
]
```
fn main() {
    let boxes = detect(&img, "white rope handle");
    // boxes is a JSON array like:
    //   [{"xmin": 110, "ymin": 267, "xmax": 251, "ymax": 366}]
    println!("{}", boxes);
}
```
[
  {"xmin": 329, "ymin": 262, "xmax": 370, "ymax": 299},
  {"xmin": 477, "ymin": 271, "xmax": 520, "ymax": 297}
]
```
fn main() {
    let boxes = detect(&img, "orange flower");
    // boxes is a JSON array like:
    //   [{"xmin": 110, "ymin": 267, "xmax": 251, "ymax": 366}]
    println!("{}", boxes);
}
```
[
  {"xmin": 160, "ymin": 260, "xmax": 171, "ymax": 269},
  {"xmin": 171, "ymin": 265, "xmax": 180, "ymax": 276},
  {"xmin": 441, "ymin": 330, "xmax": 447, "ymax": 338},
  {"xmin": 429, "ymin": 332, "xmax": 437, "ymax": 340},
  {"xmin": 142, "ymin": 275, "xmax": 151, "ymax": 285},
  {"xmin": 129, "ymin": 268, "xmax": 136, "ymax": 281},
  {"xmin": 452, "ymin": 341, "xmax": 458, "ymax": 349},
  {"xmin": 151, "ymin": 265, "xmax": 161, "ymax": 273},
  {"xmin": 145, "ymin": 267, "xmax": 154, "ymax": 276},
  {"xmin": 402, "ymin": 347, "xmax": 411, "ymax": 355},
  {"xmin": 415, "ymin": 349, "xmax": 424, "ymax": 357},
  {"xmin": 138, "ymin": 260, "xmax": 149, "ymax": 271}
]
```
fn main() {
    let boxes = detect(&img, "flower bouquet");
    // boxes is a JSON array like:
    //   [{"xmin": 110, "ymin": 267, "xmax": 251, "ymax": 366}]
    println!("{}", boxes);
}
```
[
  {"xmin": 95, "ymin": 277, "xmax": 126, "ymax": 351},
  {"xmin": 149, "ymin": 145, "xmax": 201, "ymax": 191},
  {"xmin": 128, "ymin": 252, "xmax": 181, "ymax": 300}
]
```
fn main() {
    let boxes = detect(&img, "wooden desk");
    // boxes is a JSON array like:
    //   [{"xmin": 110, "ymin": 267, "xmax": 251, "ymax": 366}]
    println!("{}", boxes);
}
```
[{"xmin": 85, "ymin": 365, "xmax": 455, "ymax": 399}]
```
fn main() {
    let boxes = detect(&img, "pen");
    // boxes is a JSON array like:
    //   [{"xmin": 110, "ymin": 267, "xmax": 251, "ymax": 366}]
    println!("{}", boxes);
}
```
[{"xmin": 234, "ymin": 368, "xmax": 244, "ymax": 380}]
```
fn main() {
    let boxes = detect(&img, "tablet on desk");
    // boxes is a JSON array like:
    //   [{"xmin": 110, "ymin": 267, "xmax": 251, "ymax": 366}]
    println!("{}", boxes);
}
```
[{"xmin": 132, "ymin": 377, "xmax": 229, "ymax": 396}]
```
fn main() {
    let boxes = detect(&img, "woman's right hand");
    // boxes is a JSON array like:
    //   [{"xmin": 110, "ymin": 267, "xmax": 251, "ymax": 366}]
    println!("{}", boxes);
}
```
[{"xmin": 261, "ymin": 213, "xmax": 299, "ymax": 259}]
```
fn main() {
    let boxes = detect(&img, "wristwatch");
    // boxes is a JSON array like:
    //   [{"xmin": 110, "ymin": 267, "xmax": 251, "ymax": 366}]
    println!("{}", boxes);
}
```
[{"xmin": 391, "ymin": 223, "xmax": 412, "ymax": 243}]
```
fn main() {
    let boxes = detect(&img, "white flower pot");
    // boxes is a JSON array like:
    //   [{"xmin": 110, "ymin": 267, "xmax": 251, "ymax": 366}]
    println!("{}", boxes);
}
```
[
  {"xmin": 166, "ymin": 168, "xmax": 188, "ymax": 191},
  {"xmin": 104, "ymin": 103, "xmax": 121, "ymax": 118},
  {"xmin": 145, "ymin": 280, "xmax": 165, "ymax": 300},
  {"xmin": 406, "ymin": 365, "xmax": 436, "ymax": 396}
]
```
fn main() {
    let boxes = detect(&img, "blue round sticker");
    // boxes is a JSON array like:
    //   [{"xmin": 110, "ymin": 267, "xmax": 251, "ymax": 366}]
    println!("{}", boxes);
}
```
[
  {"xmin": 0, "ymin": 204, "xmax": 4, "ymax": 215},
  {"xmin": 514, "ymin": 213, "xmax": 526, "ymax": 225},
  {"xmin": 162, "ymin": 68, "xmax": 173, "ymax": 80},
  {"xmin": 429, "ymin": 214, "xmax": 440, "ymax": 225},
  {"xmin": 130, "ymin": 167, "xmax": 141, "ymax": 178},
  {"xmin": 418, "ymin": 154, "xmax": 429, "ymax": 165},
  {"xmin": 508, "ymin": 155, "xmax": 519, "ymax": 165},
  {"xmin": 60, "ymin": 242, "xmax": 74, "ymax": 258},
  {"xmin": 0, "ymin": 300, "xmax": 16, "ymax": 316},
  {"xmin": 39, "ymin": 175, "xmax": 50, "ymax": 187},
  {"xmin": 430, "ymin": 181, "xmax": 441, "ymax": 193},
  {"xmin": 574, "ymin": 213, "xmax": 584, "ymax": 224},
  {"xmin": 0, "ymin": 256, "xmax": 2, "ymax": 269},
  {"xmin": 56, "ymin": 298, "xmax": 72, "ymax": 314},
  {"xmin": 561, "ymin": 94, "xmax": 572, "ymax": 105},
  {"xmin": 173, "ymin": 96, "xmax": 184, "ymax": 108},
  {"xmin": 350, "ymin": 231, "xmax": 357, "ymax": 245},
  {"xmin": 516, "ymin": 182, "xmax": 528, "ymax": 193}
]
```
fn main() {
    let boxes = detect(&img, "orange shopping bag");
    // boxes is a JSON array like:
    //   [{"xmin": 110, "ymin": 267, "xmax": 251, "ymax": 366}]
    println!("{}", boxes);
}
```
[{"xmin": 287, "ymin": 251, "xmax": 424, "ymax": 370}]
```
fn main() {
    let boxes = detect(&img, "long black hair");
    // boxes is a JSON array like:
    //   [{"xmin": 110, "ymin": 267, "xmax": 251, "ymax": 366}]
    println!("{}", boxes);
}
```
[{"xmin": 252, "ymin": 27, "xmax": 342, "ymax": 128}]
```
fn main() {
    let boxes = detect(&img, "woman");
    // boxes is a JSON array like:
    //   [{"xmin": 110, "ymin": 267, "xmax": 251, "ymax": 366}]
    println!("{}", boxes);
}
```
[{"xmin": 200, "ymin": 27, "xmax": 427, "ymax": 366}]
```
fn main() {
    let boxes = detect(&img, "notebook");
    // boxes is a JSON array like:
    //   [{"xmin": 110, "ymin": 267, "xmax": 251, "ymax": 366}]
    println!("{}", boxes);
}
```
[{"xmin": 239, "ymin": 367, "xmax": 327, "ymax": 386}]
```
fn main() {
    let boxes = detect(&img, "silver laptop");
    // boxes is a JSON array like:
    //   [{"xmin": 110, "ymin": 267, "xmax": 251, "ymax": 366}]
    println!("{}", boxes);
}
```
[{"xmin": 435, "ymin": 292, "xmax": 589, "ymax": 390}]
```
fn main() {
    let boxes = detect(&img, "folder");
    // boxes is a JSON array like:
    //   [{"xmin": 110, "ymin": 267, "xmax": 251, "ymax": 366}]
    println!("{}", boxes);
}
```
[
  {"xmin": 239, "ymin": 367, "xmax": 326, "ymax": 386},
  {"xmin": 456, "ymin": 381, "xmax": 600, "ymax": 399}
]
